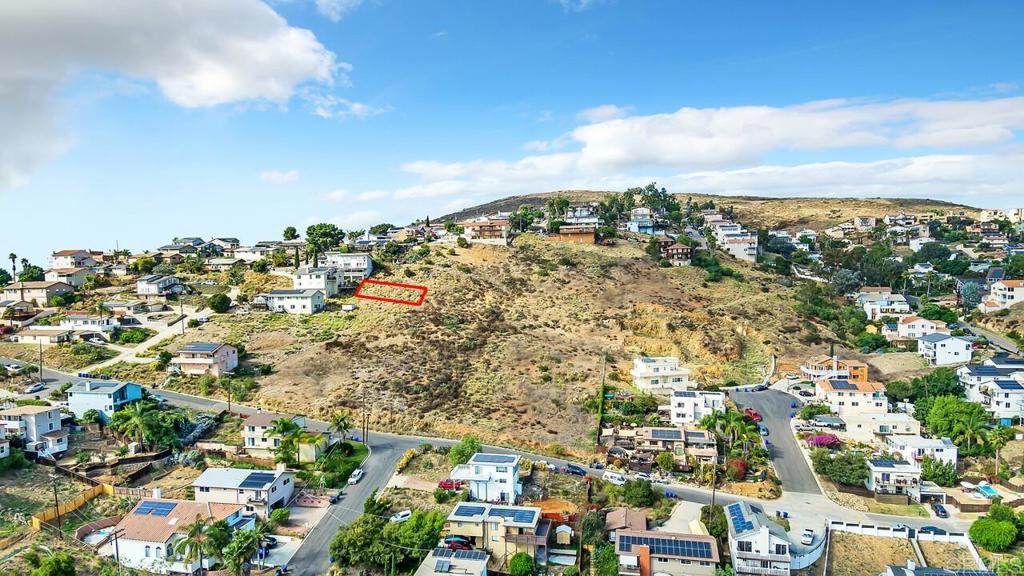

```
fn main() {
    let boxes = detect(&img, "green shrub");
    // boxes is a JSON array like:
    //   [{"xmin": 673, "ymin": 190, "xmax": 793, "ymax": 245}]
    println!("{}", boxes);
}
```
[
  {"xmin": 969, "ymin": 517, "xmax": 1018, "ymax": 551},
  {"xmin": 208, "ymin": 293, "xmax": 231, "ymax": 313}
]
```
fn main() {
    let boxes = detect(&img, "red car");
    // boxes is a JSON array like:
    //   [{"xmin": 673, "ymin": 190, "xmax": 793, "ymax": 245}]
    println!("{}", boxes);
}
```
[
  {"xmin": 438, "ymin": 479, "xmax": 462, "ymax": 490},
  {"xmin": 744, "ymin": 408, "xmax": 762, "ymax": 422}
]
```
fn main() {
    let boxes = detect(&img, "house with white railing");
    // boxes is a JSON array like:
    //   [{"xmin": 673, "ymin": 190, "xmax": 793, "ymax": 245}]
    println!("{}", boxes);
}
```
[
  {"xmin": 885, "ymin": 435, "xmax": 957, "ymax": 468},
  {"xmin": 669, "ymin": 390, "xmax": 725, "ymax": 425},
  {"xmin": 631, "ymin": 356, "xmax": 692, "ymax": 393},
  {"xmin": 449, "ymin": 453, "xmax": 522, "ymax": 504},
  {"xmin": 725, "ymin": 501, "xmax": 791, "ymax": 576}
]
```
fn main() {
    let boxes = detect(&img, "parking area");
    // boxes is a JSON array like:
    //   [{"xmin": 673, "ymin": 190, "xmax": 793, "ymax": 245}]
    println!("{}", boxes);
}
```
[
  {"xmin": 262, "ymin": 535, "xmax": 302, "ymax": 568},
  {"xmin": 286, "ymin": 504, "xmax": 330, "ymax": 534},
  {"xmin": 729, "ymin": 389, "xmax": 821, "ymax": 495}
]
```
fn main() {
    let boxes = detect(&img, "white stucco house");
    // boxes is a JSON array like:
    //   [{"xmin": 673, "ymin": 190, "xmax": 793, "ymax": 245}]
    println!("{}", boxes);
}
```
[
  {"xmin": 669, "ymin": 390, "xmax": 726, "ymax": 426},
  {"xmin": 631, "ymin": 356, "xmax": 692, "ymax": 393},
  {"xmin": 259, "ymin": 289, "xmax": 325, "ymax": 314},
  {"xmin": 885, "ymin": 434, "xmax": 958, "ymax": 468},
  {"xmin": 725, "ymin": 501, "xmax": 791, "ymax": 576},
  {"xmin": 318, "ymin": 252, "xmax": 374, "ymax": 285},
  {"xmin": 449, "ymin": 453, "xmax": 522, "ymax": 504},
  {"xmin": 136, "ymin": 274, "xmax": 184, "ymax": 297},
  {"xmin": 292, "ymin": 267, "xmax": 340, "ymax": 297},
  {"xmin": 917, "ymin": 333, "xmax": 972, "ymax": 366},
  {"xmin": 0, "ymin": 405, "xmax": 67, "ymax": 458},
  {"xmin": 192, "ymin": 467, "xmax": 294, "ymax": 518}
]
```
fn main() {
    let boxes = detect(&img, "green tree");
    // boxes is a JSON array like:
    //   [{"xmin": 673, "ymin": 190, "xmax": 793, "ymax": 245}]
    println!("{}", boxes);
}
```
[
  {"xmin": 109, "ymin": 402, "xmax": 156, "ymax": 449},
  {"xmin": 222, "ymin": 529, "xmax": 260, "ymax": 575},
  {"xmin": 920, "ymin": 456, "xmax": 957, "ymax": 487},
  {"xmin": 856, "ymin": 332, "xmax": 888, "ymax": 350},
  {"xmin": 448, "ymin": 436, "xmax": 481, "ymax": 465},
  {"xmin": 701, "ymin": 504, "xmax": 727, "ymax": 540},
  {"xmin": 580, "ymin": 511, "xmax": 606, "ymax": 547},
  {"xmin": 269, "ymin": 417, "xmax": 302, "ymax": 466},
  {"xmin": 330, "ymin": 410, "xmax": 353, "ymax": 441},
  {"xmin": 961, "ymin": 282, "xmax": 984, "ymax": 310},
  {"xmin": 655, "ymin": 451, "xmax": 675, "ymax": 474},
  {"xmin": 593, "ymin": 542, "xmax": 619, "ymax": 576},
  {"xmin": 268, "ymin": 508, "xmax": 291, "ymax": 528},
  {"xmin": 370, "ymin": 223, "xmax": 395, "ymax": 235},
  {"xmin": 926, "ymin": 396, "xmax": 987, "ymax": 441},
  {"xmin": 970, "ymin": 517, "xmax": 1018, "ymax": 552},
  {"xmin": 174, "ymin": 515, "xmax": 219, "ymax": 574},
  {"xmin": 546, "ymin": 195, "xmax": 571, "ymax": 219},
  {"xmin": 81, "ymin": 409, "xmax": 102, "ymax": 424},
  {"xmin": 30, "ymin": 552, "xmax": 76, "ymax": 576},
  {"xmin": 178, "ymin": 255, "xmax": 205, "ymax": 274},
  {"xmin": 989, "ymin": 426, "xmax": 1013, "ymax": 467},
  {"xmin": 919, "ymin": 303, "xmax": 958, "ymax": 324},
  {"xmin": 623, "ymin": 479, "xmax": 656, "ymax": 507},
  {"xmin": 283, "ymin": 226, "xmax": 299, "ymax": 241},
  {"xmin": 306, "ymin": 223, "xmax": 346, "ymax": 264},
  {"xmin": 0, "ymin": 268, "xmax": 11, "ymax": 286},
  {"xmin": 509, "ymin": 552, "xmax": 534, "ymax": 576},
  {"xmin": 208, "ymin": 293, "xmax": 231, "ymax": 313}
]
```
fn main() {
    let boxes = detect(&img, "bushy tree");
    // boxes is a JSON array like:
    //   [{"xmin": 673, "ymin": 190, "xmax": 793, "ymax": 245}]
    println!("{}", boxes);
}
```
[
  {"xmin": 925, "ymin": 396, "xmax": 987, "ymax": 441},
  {"xmin": 306, "ymin": 223, "xmax": 346, "ymax": 264},
  {"xmin": 700, "ymin": 504, "xmax": 727, "ymax": 540},
  {"xmin": 508, "ymin": 552, "xmax": 534, "ymax": 576},
  {"xmin": 30, "ymin": 552, "xmax": 76, "ymax": 576},
  {"xmin": 655, "ymin": 452, "xmax": 675, "ymax": 474},
  {"xmin": 448, "ymin": 436, "xmax": 481, "ymax": 465},
  {"xmin": 961, "ymin": 282, "xmax": 984, "ymax": 309},
  {"xmin": 920, "ymin": 456, "xmax": 957, "ymax": 487},
  {"xmin": 208, "ymin": 293, "xmax": 231, "ymax": 313},
  {"xmin": 919, "ymin": 303, "xmax": 958, "ymax": 324},
  {"xmin": 970, "ymin": 517, "xmax": 1018, "ymax": 552},
  {"xmin": 623, "ymin": 479, "xmax": 656, "ymax": 507},
  {"xmin": 593, "ymin": 542, "xmax": 619, "ymax": 576},
  {"xmin": 856, "ymin": 332, "xmax": 888, "ymax": 350},
  {"xmin": 580, "ymin": 511, "xmax": 606, "ymax": 546}
]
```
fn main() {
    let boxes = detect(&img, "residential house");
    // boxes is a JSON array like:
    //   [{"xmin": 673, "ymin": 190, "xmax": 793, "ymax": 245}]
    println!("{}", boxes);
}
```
[
  {"xmin": 240, "ymin": 412, "xmax": 328, "ymax": 463},
  {"xmin": 892, "ymin": 316, "xmax": 950, "ymax": 341},
  {"xmin": 631, "ymin": 356, "xmax": 692, "ymax": 393},
  {"xmin": 563, "ymin": 204, "xmax": 601, "ymax": 225},
  {"xmin": 627, "ymin": 208, "xmax": 656, "ymax": 234},
  {"xmin": 552, "ymin": 224, "xmax": 597, "ymax": 244},
  {"xmin": 205, "ymin": 257, "xmax": 244, "ymax": 271},
  {"xmin": 605, "ymin": 507, "xmax": 648, "ymax": 542},
  {"xmin": 460, "ymin": 217, "xmax": 511, "ymax": 244},
  {"xmin": 882, "ymin": 564, "xmax": 994, "ymax": 576},
  {"xmin": 414, "ymin": 549, "xmax": 489, "ymax": 576},
  {"xmin": 854, "ymin": 216, "xmax": 877, "ymax": 231},
  {"xmin": 66, "ymin": 380, "xmax": 143, "ymax": 422},
  {"xmin": 136, "ymin": 275, "xmax": 183, "ymax": 297},
  {"xmin": 0, "ymin": 439, "xmax": 9, "ymax": 460},
  {"xmin": 192, "ymin": 467, "xmax": 294, "ymax": 518},
  {"xmin": 0, "ymin": 405, "xmax": 67, "ymax": 457},
  {"xmin": 960, "ymin": 362, "xmax": 1024, "ymax": 425},
  {"xmin": 814, "ymin": 378, "xmax": 888, "ymax": 435},
  {"xmin": 987, "ymin": 353, "xmax": 1024, "ymax": 371},
  {"xmin": 293, "ymin": 267, "xmax": 340, "ymax": 297},
  {"xmin": 799, "ymin": 356, "xmax": 869, "ymax": 383},
  {"xmin": 885, "ymin": 435, "xmax": 958, "ymax": 468},
  {"xmin": 233, "ymin": 245, "xmax": 274, "ymax": 263},
  {"xmin": 102, "ymin": 300, "xmax": 147, "ymax": 316},
  {"xmin": 449, "ymin": 453, "xmax": 522, "ymax": 504},
  {"xmin": 319, "ymin": 252, "xmax": 374, "ymax": 285},
  {"xmin": 445, "ymin": 502, "xmax": 550, "ymax": 566},
  {"xmin": 157, "ymin": 243, "xmax": 198, "ymax": 255},
  {"xmin": 49, "ymin": 249, "xmax": 98, "ymax": 269},
  {"xmin": 156, "ymin": 252, "xmax": 184, "ymax": 266},
  {"xmin": 859, "ymin": 293, "xmax": 912, "ymax": 320},
  {"xmin": 918, "ymin": 333, "xmax": 972, "ymax": 366},
  {"xmin": 259, "ymin": 289, "xmax": 325, "ymax": 314},
  {"xmin": 59, "ymin": 313, "xmax": 120, "ymax": 341},
  {"xmin": 198, "ymin": 242, "xmax": 226, "ymax": 257},
  {"xmin": 615, "ymin": 530, "xmax": 719, "ymax": 576},
  {"xmin": 172, "ymin": 237, "xmax": 205, "ymax": 247},
  {"xmin": 664, "ymin": 243, "xmax": 692, "ymax": 266},
  {"xmin": 127, "ymin": 251, "xmax": 164, "ymax": 265},
  {"xmin": 865, "ymin": 459, "xmax": 921, "ymax": 500},
  {"xmin": 112, "ymin": 498, "xmax": 254, "ymax": 575},
  {"xmin": 979, "ymin": 280, "xmax": 1024, "ymax": 313},
  {"xmin": 869, "ymin": 413, "xmax": 921, "ymax": 437},
  {"xmin": 632, "ymin": 427, "xmax": 717, "ymax": 466},
  {"xmin": 725, "ymin": 501, "xmax": 792, "ymax": 576},
  {"xmin": 3, "ymin": 281, "xmax": 74, "ymax": 306},
  {"xmin": 669, "ymin": 390, "xmax": 726, "ymax": 426},
  {"xmin": 44, "ymin": 267, "xmax": 94, "ymax": 288},
  {"xmin": 210, "ymin": 237, "xmax": 241, "ymax": 250},
  {"xmin": 720, "ymin": 233, "xmax": 759, "ymax": 263},
  {"xmin": 170, "ymin": 342, "xmax": 239, "ymax": 377},
  {"xmin": 11, "ymin": 329, "xmax": 74, "ymax": 345}
]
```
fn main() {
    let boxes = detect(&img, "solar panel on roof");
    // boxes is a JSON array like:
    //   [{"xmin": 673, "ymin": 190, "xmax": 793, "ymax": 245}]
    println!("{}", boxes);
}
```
[
  {"xmin": 240, "ymin": 472, "xmax": 275, "ymax": 489},
  {"xmin": 830, "ymin": 380, "xmax": 857, "ymax": 390},
  {"xmin": 452, "ymin": 505, "xmax": 486, "ymax": 518},
  {"xmin": 618, "ymin": 534, "xmax": 713, "ymax": 559},
  {"xmin": 489, "ymin": 507, "xmax": 536, "ymax": 523},
  {"xmin": 181, "ymin": 342, "xmax": 220, "ymax": 352},
  {"xmin": 134, "ymin": 501, "xmax": 177, "ymax": 516},
  {"xmin": 472, "ymin": 454, "xmax": 516, "ymax": 464},
  {"xmin": 996, "ymin": 380, "xmax": 1024, "ymax": 390},
  {"xmin": 651, "ymin": 429, "xmax": 683, "ymax": 440}
]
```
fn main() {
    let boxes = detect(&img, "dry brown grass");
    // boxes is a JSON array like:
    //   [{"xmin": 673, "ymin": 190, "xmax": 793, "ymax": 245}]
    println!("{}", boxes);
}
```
[
  {"xmin": 827, "ymin": 532, "xmax": 917, "ymax": 576},
  {"xmin": 918, "ymin": 541, "xmax": 978, "ymax": 570}
]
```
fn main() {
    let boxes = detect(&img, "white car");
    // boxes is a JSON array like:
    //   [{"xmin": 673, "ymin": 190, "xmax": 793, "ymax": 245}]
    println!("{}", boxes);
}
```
[
  {"xmin": 5, "ymin": 363, "xmax": 20, "ymax": 371},
  {"xmin": 800, "ymin": 529, "xmax": 815, "ymax": 545},
  {"xmin": 633, "ymin": 472, "xmax": 653, "ymax": 482},
  {"xmin": 603, "ymin": 471, "xmax": 626, "ymax": 486},
  {"xmin": 389, "ymin": 510, "xmax": 412, "ymax": 523},
  {"xmin": 348, "ymin": 468, "xmax": 365, "ymax": 484}
]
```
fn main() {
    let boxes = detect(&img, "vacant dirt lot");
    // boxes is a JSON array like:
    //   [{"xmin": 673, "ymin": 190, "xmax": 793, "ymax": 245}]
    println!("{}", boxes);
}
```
[
  {"xmin": 827, "ymin": 532, "xmax": 916, "ymax": 576},
  {"xmin": 918, "ymin": 541, "xmax": 977, "ymax": 569}
]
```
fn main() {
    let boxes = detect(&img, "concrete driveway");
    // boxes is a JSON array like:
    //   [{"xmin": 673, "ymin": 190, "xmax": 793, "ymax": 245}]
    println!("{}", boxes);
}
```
[{"xmin": 729, "ymin": 389, "xmax": 821, "ymax": 495}]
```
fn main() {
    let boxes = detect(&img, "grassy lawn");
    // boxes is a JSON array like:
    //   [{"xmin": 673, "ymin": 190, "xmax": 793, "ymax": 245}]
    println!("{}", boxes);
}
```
[
  {"xmin": 297, "ymin": 442, "xmax": 369, "ymax": 489},
  {"xmin": 95, "ymin": 361, "xmax": 165, "ymax": 385}
]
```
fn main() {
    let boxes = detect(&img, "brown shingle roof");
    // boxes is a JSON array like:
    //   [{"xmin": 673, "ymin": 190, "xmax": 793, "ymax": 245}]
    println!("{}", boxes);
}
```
[
  {"xmin": 604, "ymin": 507, "xmax": 647, "ymax": 532},
  {"xmin": 116, "ymin": 499, "xmax": 243, "ymax": 543},
  {"xmin": 243, "ymin": 412, "xmax": 292, "ymax": 428}
]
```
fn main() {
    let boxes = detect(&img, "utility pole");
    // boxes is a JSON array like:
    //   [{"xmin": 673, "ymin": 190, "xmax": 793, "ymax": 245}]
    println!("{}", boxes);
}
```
[
  {"xmin": 179, "ymin": 300, "xmax": 185, "ymax": 335},
  {"xmin": 111, "ymin": 528, "xmax": 124, "ymax": 575},
  {"xmin": 50, "ymin": 473, "xmax": 62, "ymax": 532},
  {"xmin": 38, "ymin": 341, "xmax": 44, "ymax": 386},
  {"xmin": 227, "ymin": 384, "xmax": 232, "ymax": 414}
]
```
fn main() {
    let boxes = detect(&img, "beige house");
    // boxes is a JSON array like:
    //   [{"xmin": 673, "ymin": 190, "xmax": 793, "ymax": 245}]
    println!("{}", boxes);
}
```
[
  {"xmin": 445, "ymin": 501, "xmax": 550, "ymax": 566},
  {"xmin": 0, "ymin": 404, "xmax": 67, "ymax": 457},
  {"xmin": 241, "ymin": 412, "xmax": 329, "ymax": 463},
  {"xmin": 615, "ymin": 530, "xmax": 719, "ymax": 576},
  {"xmin": 191, "ymin": 467, "xmax": 294, "ymax": 518},
  {"xmin": 44, "ymin": 267, "xmax": 94, "ymax": 288},
  {"xmin": 169, "ymin": 342, "xmax": 238, "ymax": 377},
  {"xmin": 12, "ymin": 329, "xmax": 74, "ymax": 345},
  {"xmin": 2, "ymin": 281, "xmax": 74, "ymax": 306}
]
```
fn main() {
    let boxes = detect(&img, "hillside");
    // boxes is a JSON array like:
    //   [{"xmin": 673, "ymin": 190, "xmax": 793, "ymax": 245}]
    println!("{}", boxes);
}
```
[
  {"xmin": 442, "ymin": 191, "xmax": 978, "ymax": 233},
  {"xmin": 167, "ymin": 234, "xmax": 818, "ymax": 457}
]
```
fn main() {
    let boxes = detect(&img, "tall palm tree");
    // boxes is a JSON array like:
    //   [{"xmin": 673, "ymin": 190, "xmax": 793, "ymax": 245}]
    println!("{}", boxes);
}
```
[
  {"xmin": 175, "ymin": 515, "xmax": 218, "ymax": 575},
  {"xmin": 988, "ymin": 426, "xmax": 1013, "ymax": 470},
  {"xmin": 734, "ymin": 420, "xmax": 760, "ymax": 456},
  {"xmin": 269, "ymin": 418, "xmax": 302, "ymax": 466},
  {"xmin": 329, "ymin": 410, "xmax": 352, "ymax": 442},
  {"xmin": 110, "ymin": 403, "xmax": 155, "ymax": 449},
  {"xmin": 953, "ymin": 414, "xmax": 987, "ymax": 453},
  {"xmin": 7, "ymin": 253, "xmax": 15, "ymax": 283}
]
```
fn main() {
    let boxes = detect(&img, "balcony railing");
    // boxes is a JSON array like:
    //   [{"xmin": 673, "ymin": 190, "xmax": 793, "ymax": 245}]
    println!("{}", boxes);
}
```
[
  {"xmin": 735, "ymin": 565, "xmax": 790, "ymax": 576},
  {"xmin": 505, "ymin": 532, "xmax": 547, "ymax": 546},
  {"xmin": 735, "ymin": 551, "xmax": 791, "ymax": 563}
]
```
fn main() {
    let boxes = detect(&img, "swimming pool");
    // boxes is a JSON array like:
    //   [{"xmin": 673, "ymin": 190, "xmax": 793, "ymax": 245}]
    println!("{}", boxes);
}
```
[
  {"xmin": 979, "ymin": 484, "xmax": 999, "ymax": 498},
  {"xmin": 83, "ymin": 526, "xmax": 112, "ymax": 546}
]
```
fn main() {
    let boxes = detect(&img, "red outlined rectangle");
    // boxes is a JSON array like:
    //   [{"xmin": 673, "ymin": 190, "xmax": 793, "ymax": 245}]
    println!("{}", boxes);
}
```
[{"xmin": 353, "ymin": 279, "xmax": 428, "ymax": 306}]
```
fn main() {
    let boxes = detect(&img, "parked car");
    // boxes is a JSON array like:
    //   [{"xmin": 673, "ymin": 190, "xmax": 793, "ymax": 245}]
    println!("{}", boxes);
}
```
[
  {"xmin": 603, "ymin": 471, "xmax": 626, "ymax": 486},
  {"xmin": 753, "ymin": 384, "xmax": 768, "ymax": 392},
  {"xmin": 744, "ymin": 408, "xmax": 762, "ymax": 422},
  {"xmin": 447, "ymin": 540, "xmax": 473, "ymax": 551},
  {"xmin": 23, "ymin": 383, "xmax": 44, "ymax": 394},
  {"xmin": 151, "ymin": 394, "xmax": 167, "ymax": 404},
  {"xmin": 389, "ymin": 510, "xmax": 412, "ymax": 523},
  {"xmin": 263, "ymin": 536, "xmax": 278, "ymax": 549},
  {"xmin": 800, "ymin": 529, "xmax": 815, "ymax": 545},
  {"xmin": 799, "ymin": 390, "xmax": 814, "ymax": 397},
  {"xmin": 565, "ymin": 464, "xmax": 587, "ymax": 477},
  {"xmin": 919, "ymin": 526, "xmax": 947, "ymax": 535},
  {"xmin": 438, "ymin": 479, "xmax": 462, "ymax": 490},
  {"xmin": 348, "ymin": 468, "xmax": 364, "ymax": 484},
  {"xmin": 591, "ymin": 462, "xmax": 605, "ymax": 469},
  {"xmin": 758, "ymin": 423, "xmax": 769, "ymax": 436},
  {"xmin": 932, "ymin": 502, "xmax": 949, "ymax": 518},
  {"xmin": 5, "ymin": 363, "xmax": 21, "ymax": 371},
  {"xmin": 444, "ymin": 535, "xmax": 472, "ymax": 545},
  {"xmin": 633, "ymin": 472, "xmax": 652, "ymax": 482}
]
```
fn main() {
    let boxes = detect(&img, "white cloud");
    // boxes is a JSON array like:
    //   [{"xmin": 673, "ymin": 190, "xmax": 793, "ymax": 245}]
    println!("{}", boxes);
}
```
[
  {"xmin": 261, "ymin": 169, "xmax": 300, "ymax": 184},
  {"xmin": 304, "ymin": 91, "xmax": 391, "ymax": 119},
  {"xmin": 314, "ymin": 0, "xmax": 364, "ymax": 21},
  {"xmin": 576, "ymin": 104, "xmax": 633, "ymax": 123},
  {"xmin": 324, "ymin": 188, "xmax": 349, "ymax": 200},
  {"xmin": 323, "ymin": 188, "xmax": 390, "ymax": 201},
  {"xmin": 354, "ymin": 190, "xmax": 390, "ymax": 201},
  {"xmin": 0, "ymin": 0, "xmax": 341, "ymax": 191}
]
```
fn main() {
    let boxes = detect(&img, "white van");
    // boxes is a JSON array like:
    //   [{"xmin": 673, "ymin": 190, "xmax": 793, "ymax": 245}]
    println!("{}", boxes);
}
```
[{"xmin": 603, "ymin": 471, "xmax": 626, "ymax": 486}]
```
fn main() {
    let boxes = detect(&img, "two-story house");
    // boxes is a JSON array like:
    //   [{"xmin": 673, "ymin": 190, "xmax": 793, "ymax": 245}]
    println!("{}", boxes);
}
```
[
  {"xmin": 632, "ymin": 427, "xmax": 718, "ymax": 466},
  {"xmin": 725, "ymin": 501, "xmax": 791, "ymax": 576},
  {"xmin": 293, "ymin": 267, "xmax": 340, "ymax": 297},
  {"xmin": 979, "ymin": 280, "xmax": 1024, "ymax": 313},
  {"xmin": 859, "ymin": 293, "xmax": 912, "ymax": 321},
  {"xmin": 664, "ymin": 244, "xmax": 692, "ymax": 266},
  {"xmin": 460, "ymin": 218, "xmax": 511, "ymax": 244},
  {"xmin": 67, "ymin": 380, "xmax": 143, "ymax": 422},
  {"xmin": 0, "ymin": 405, "xmax": 67, "ymax": 457},
  {"xmin": 815, "ymin": 378, "xmax": 887, "ymax": 418},
  {"xmin": 44, "ymin": 267, "xmax": 95, "ymax": 288},
  {"xmin": 892, "ymin": 316, "xmax": 950, "ymax": 341},
  {"xmin": 918, "ymin": 333, "xmax": 972, "ymax": 366},
  {"xmin": 445, "ymin": 502, "xmax": 550, "ymax": 566},
  {"xmin": 414, "ymin": 548, "xmax": 490, "ymax": 576},
  {"xmin": 615, "ymin": 530, "xmax": 719, "ymax": 576},
  {"xmin": 136, "ymin": 274, "xmax": 183, "ymax": 297},
  {"xmin": 799, "ymin": 356, "xmax": 869, "ymax": 383},
  {"xmin": 113, "ymin": 498, "xmax": 254, "ymax": 575},
  {"xmin": 240, "ymin": 412, "xmax": 328, "ymax": 463},
  {"xmin": 59, "ymin": 313, "xmax": 120, "ymax": 340},
  {"xmin": 669, "ymin": 390, "xmax": 725, "ymax": 426},
  {"xmin": 885, "ymin": 435, "xmax": 958, "ymax": 468},
  {"xmin": 191, "ymin": 467, "xmax": 294, "ymax": 518},
  {"xmin": 449, "ymin": 453, "xmax": 522, "ymax": 504},
  {"xmin": 631, "ymin": 356, "xmax": 692, "ymax": 393},
  {"xmin": 869, "ymin": 413, "xmax": 921, "ymax": 437},
  {"xmin": 169, "ymin": 342, "xmax": 238, "ymax": 377},
  {"xmin": 49, "ymin": 249, "xmax": 98, "ymax": 269},
  {"xmin": 318, "ymin": 253, "xmax": 375, "ymax": 285},
  {"xmin": 2, "ymin": 281, "xmax": 74, "ymax": 306},
  {"xmin": 259, "ymin": 289, "xmax": 325, "ymax": 314},
  {"xmin": 865, "ymin": 459, "xmax": 921, "ymax": 500}
]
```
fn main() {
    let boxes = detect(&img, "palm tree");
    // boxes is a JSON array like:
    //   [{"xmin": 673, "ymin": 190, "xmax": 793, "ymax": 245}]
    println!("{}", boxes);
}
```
[
  {"xmin": 734, "ymin": 420, "xmax": 760, "ymax": 456},
  {"xmin": 953, "ymin": 413, "xmax": 987, "ymax": 453},
  {"xmin": 7, "ymin": 253, "xmax": 15, "ymax": 282},
  {"xmin": 175, "ymin": 515, "xmax": 218, "ymax": 575},
  {"xmin": 222, "ymin": 529, "xmax": 260, "ymax": 575},
  {"xmin": 269, "ymin": 418, "xmax": 302, "ymax": 466},
  {"xmin": 988, "ymin": 426, "xmax": 1013, "ymax": 470},
  {"xmin": 109, "ymin": 403, "xmax": 156, "ymax": 449},
  {"xmin": 329, "ymin": 410, "xmax": 352, "ymax": 442}
]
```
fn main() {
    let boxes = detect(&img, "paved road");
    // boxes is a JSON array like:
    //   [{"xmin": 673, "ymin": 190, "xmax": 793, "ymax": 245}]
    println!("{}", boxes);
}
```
[
  {"xmin": 729, "ymin": 389, "xmax": 821, "ymax": 495},
  {"xmin": 963, "ymin": 322, "xmax": 1020, "ymax": 354}
]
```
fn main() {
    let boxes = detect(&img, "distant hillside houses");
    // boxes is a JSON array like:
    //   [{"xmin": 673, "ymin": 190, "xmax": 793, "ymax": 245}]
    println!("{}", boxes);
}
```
[{"xmin": 704, "ymin": 211, "xmax": 759, "ymax": 262}]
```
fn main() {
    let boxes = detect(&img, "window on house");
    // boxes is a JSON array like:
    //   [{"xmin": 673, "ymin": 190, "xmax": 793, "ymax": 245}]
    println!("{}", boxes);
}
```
[
  {"xmin": 738, "ymin": 541, "xmax": 752, "ymax": 552},
  {"xmin": 145, "ymin": 546, "xmax": 151, "ymax": 557}
]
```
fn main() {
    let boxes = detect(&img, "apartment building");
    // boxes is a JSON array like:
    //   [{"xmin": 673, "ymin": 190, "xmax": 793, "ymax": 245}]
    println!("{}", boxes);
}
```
[
  {"xmin": 449, "ymin": 453, "xmax": 522, "ymax": 504},
  {"xmin": 66, "ymin": 380, "xmax": 143, "ymax": 422},
  {"xmin": 0, "ymin": 405, "xmax": 67, "ymax": 457},
  {"xmin": 725, "ymin": 501, "xmax": 791, "ymax": 576},
  {"xmin": 445, "ymin": 502, "xmax": 550, "ymax": 566},
  {"xmin": 170, "ymin": 342, "xmax": 239, "ymax": 377},
  {"xmin": 460, "ymin": 218, "xmax": 511, "ymax": 244},
  {"xmin": 669, "ymin": 390, "xmax": 725, "ymax": 426},
  {"xmin": 631, "ymin": 356, "xmax": 692, "ymax": 393},
  {"xmin": 615, "ymin": 530, "xmax": 719, "ymax": 576},
  {"xmin": 192, "ymin": 467, "xmax": 293, "ymax": 518}
]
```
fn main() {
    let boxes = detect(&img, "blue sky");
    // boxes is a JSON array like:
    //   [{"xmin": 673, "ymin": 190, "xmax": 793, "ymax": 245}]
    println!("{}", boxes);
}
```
[{"xmin": 1, "ymin": 0, "xmax": 1023, "ymax": 265}]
